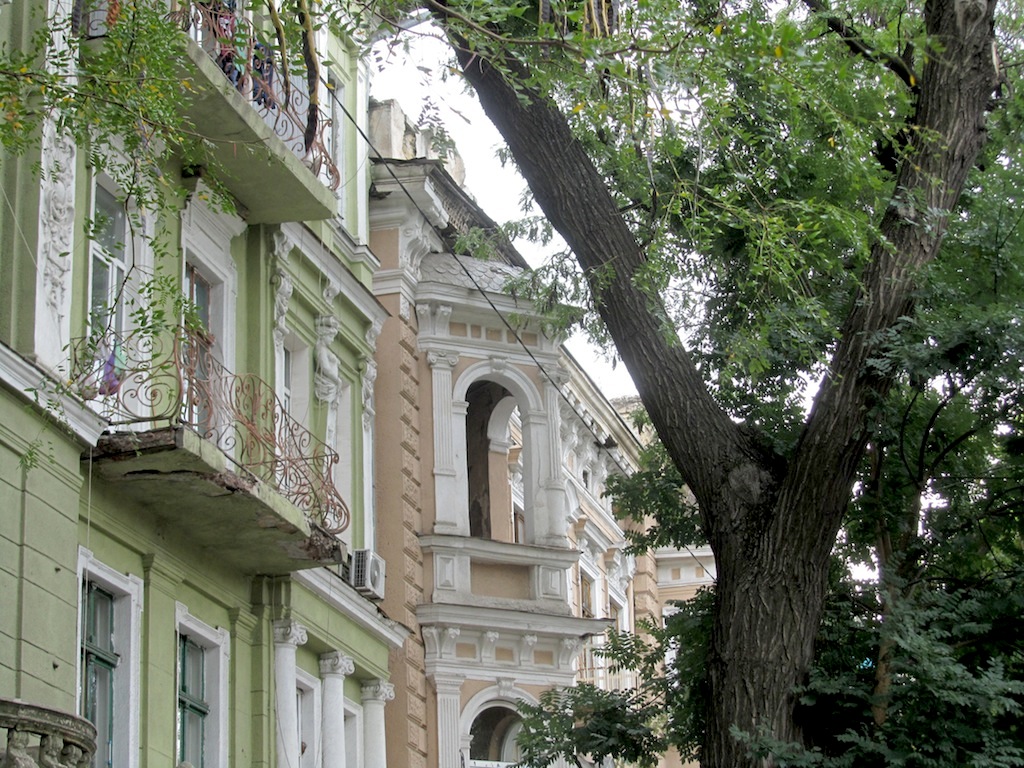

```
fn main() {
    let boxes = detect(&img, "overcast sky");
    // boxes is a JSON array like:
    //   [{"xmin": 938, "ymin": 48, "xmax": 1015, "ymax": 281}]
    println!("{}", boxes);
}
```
[{"xmin": 369, "ymin": 30, "xmax": 639, "ymax": 399}]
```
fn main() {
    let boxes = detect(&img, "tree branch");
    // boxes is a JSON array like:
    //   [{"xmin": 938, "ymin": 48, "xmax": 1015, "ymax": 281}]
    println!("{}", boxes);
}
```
[{"xmin": 802, "ymin": 0, "xmax": 919, "ymax": 91}]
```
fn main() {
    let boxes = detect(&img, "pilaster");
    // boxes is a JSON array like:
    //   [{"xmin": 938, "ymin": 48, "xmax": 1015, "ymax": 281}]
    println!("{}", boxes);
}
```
[{"xmin": 431, "ymin": 673, "xmax": 464, "ymax": 768}]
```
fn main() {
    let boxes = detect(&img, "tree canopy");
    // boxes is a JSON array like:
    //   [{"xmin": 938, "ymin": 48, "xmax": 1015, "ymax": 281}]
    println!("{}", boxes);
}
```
[
  {"xmin": 4, "ymin": 0, "xmax": 1022, "ymax": 764},
  {"xmin": 365, "ymin": 0, "xmax": 1023, "ymax": 765}
]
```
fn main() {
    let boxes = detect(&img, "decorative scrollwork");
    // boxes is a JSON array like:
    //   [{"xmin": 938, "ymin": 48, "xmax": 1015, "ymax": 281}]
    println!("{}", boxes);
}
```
[
  {"xmin": 168, "ymin": 0, "xmax": 341, "ymax": 191},
  {"xmin": 70, "ymin": 328, "xmax": 350, "ymax": 534}
]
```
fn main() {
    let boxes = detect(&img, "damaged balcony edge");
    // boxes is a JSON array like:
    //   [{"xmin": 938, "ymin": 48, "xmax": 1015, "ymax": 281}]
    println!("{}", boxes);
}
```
[{"xmin": 86, "ymin": 425, "xmax": 346, "ymax": 572}]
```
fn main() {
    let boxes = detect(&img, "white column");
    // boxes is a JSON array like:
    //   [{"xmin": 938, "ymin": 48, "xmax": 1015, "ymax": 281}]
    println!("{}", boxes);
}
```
[
  {"xmin": 360, "ymin": 680, "xmax": 395, "ymax": 768},
  {"xmin": 320, "ymin": 652, "xmax": 355, "ymax": 768},
  {"xmin": 431, "ymin": 674, "xmax": 464, "ymax": 768},
  {"xmin": 274, "ymin": 620, "xmax": 308, "ymax": 768}
]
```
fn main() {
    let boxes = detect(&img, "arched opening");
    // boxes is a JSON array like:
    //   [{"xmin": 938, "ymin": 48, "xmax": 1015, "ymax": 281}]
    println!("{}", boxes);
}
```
[
  {"xmin": 469, "ymin": 705, "xmax": 523, "ymax": 765},
  {"xmin": 465, "ymin": 381, "xmax": 521, "ymax": 541}
]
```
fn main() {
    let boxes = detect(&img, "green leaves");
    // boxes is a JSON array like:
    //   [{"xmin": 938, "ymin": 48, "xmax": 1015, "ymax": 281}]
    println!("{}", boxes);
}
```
[{"xmin": 518, "ymin": 682, "xmax": 669, "ymax": 768}]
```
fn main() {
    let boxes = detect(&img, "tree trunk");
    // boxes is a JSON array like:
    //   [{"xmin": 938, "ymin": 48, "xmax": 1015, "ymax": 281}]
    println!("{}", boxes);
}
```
[{"xmin": 440, "ymin": 0, "xmax": 998, "ymax": 764}]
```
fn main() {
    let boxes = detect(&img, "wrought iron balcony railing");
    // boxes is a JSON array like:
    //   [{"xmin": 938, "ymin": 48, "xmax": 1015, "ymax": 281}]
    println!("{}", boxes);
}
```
[
  {"xmin": 0, "ymin": 698, "xmax": 97, "ymax": 768},
  {"xmin": 169, "ymin": 0, "xmax": 341, "ymax": 191},
  {"xmin": 71, "ymin": 328, "xmax": 350, "ymax": 535}
]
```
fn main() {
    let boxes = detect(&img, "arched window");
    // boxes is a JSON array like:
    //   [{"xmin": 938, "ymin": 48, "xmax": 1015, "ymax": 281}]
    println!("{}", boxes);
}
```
[
  {"xmin": 469, "ymin": 705, "xmax": 523, "ymax": 766},
  {"xmin": 465, "ymin": 381, "xmax": 520, "ymax": 541}
]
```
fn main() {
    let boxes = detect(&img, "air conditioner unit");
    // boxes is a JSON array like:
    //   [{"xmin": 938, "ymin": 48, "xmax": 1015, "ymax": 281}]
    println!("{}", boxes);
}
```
[{"xmin": 349, "ymin": 549, "xmax": 386, "ymax": 600}]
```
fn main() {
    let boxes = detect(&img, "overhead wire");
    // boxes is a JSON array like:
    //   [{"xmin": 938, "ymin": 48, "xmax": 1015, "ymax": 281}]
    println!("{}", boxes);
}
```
[{"xmin": 320, "ymin": 74, "xmax": 636, "ymax": 477}]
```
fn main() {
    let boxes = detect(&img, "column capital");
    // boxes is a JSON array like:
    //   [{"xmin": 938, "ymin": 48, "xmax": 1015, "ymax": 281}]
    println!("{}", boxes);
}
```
[
  {"xmin": 272, "ymin": 619, "xmax": 308, "ymax": 647},
  {"xmin": 319, "ymin": 651, "xmax": 355, "ymax": 678},
  {"xmin": 360, "ymin": 679, "xmax": 396, "ymax": 703},
  {"xmin": 430, "ymin": 673, "xmax": 465, "ymax": 695},
  {"xmin": 427, "ymin": 350, "xmax": 459, "ymax": 370}
]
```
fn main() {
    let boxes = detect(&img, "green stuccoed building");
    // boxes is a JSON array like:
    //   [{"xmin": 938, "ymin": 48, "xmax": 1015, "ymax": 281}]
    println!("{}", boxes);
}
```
[{"xmin": 0, "ymin": 0, "xmax": 405, "ymax": 766}]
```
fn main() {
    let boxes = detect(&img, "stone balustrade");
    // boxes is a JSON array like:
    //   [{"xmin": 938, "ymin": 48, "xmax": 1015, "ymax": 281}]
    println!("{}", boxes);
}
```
[{"xmin": 0, "ymin": 698, "xmax": 96, "ymax": 768}]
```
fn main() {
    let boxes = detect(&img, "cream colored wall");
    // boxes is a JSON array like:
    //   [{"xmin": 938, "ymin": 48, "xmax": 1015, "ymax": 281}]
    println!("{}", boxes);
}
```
[{"xmin": 470, "ymin": 562, "xmax": 531, "ymax": 600}]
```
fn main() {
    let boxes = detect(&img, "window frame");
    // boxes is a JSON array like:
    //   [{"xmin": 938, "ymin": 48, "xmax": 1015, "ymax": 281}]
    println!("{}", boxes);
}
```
[
  {"xmin": 88, "ymin": 179, "xmax": 130, "ymax": 338},
  {"xmin": 76, "ymin": 548, "xmax": 143, "ymax": 768},
  {"xmin": 175, "ymin": 603, "xmax": 230, "ymax": 768},
  {"xmin": 181, "ymin": 193, "xmax": 243, "ymax": 373},
  {"xmin": 295, "ymin": 666, "xmax": 322, "ymax": 768}
]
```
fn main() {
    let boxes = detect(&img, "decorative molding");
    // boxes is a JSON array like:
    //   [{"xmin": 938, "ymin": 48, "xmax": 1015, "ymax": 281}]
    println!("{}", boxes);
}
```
[
  {"xmin": 399, "ymin": 219, "xmax": 437, "ymax": 274},
  {"xmin": 497, "ymin": 677, "xmax": 516, "ymax": 699},
  {"xmin": 416, "ymin": 302, "xmax": 453, "ymax": 338},
  {"xmin": 365, "ymin": 316, "xmax": 384, "ymax": 350},
  {"xmin": 38, "ymin": 119, "xmax": 75, "ymax": 326},
  {"xmin": 559, "ymin": 638, "xmax": 582, "ymax": 667},
  {"xmin": 314, "ymin": 316, "xmax": 343, "ymax": 404},
  {"xmin": 272, "ymin": 274, "xmax": 293, "ymax": 353},
  {"xmin": 360, "ymin": 680, "xmax": 396, "ymax": 703},
  {"xmin": 319, "ymin": 651, "xmax": 356, "ymax": 678},
  {"xmin": 426, "ymin": 351, "xmax": 459, "ymax": 370},
  {"xmin": 360, "ymin": 359, "xmax": 377, "ymax": 431},
  {"xmin": 323, "ymin": 278, "xmax": 341, "ymax": 306},
  {"xmin": 272, "ymin": 228, "xmax": 293, "ymax": 264},
  {"xmin": 272, "ymin": 619, "xmax": 308, "ymax": 648}
]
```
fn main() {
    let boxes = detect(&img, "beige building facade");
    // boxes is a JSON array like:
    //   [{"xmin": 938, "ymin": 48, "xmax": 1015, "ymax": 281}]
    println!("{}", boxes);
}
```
[{"xmin": 366, "ymin": 100, "xmax": 666, "ymax": 768}]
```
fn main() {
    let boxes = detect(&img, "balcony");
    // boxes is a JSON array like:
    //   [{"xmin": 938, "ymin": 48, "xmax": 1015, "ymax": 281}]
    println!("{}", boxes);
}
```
[
  {"xmin": 576, "ymin": 637, "xmax": 638, "ymax": 691},
  {"xmin": 420, "ymin": 534, "xmax": 581, "ymax": 614},
  {"xmin": 71, "ymin": 328, "xmax": 349, "ymax": 573},
  {"xmin": 168, "ymin": 0, "xmax": 340, "ymax": 223},
  {"xmin": 0, "ymin": 698, "xmax": 96, "ymax": 768}
]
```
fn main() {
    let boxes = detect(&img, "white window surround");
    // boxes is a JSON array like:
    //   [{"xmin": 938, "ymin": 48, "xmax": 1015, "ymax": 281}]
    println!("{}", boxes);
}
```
[
  {"xmin": 608, "ymin": 593, "xmax": 628, "ymax": 633},
  {"xmin": 181, "ymin": 191, "xmax": 244, "ymax": 371},
  {"xmin": 277, "ymin": 330, "xmax": 312, "ymax": 428},
  {"xmin": 175, "ymin": 601, "xmax": 230, "ymax": 768},
  {"xmin": 88, "ymin": 178, "xmax": 129, "ymax": 337},
  {"xmin": 458, "ymin": 685, "xmax": 539, "ymax": 768},
  {"xmin": 577, "ymin": 548, "xmax": 603, "ymax": 619},
  {"xmin": 296, "ymin": 667, "xmax": 322, "ymax": 768},
  {"xmin": 439, "ymin": 358, "xmax": 566, "ymax": 547},
  {"xmin": 76, "ymin": 548, "xmax": 144, "ymax": 768},
  {"xmin": 343, "ymin": 700, "xmax": 363, "ymax": 768}
]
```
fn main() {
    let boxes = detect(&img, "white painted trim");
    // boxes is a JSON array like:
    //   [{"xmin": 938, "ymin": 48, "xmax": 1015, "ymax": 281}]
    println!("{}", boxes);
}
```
[
  {"xmin": 0, "ymin": 343, "xmax": 108, "ymax": 445},
  {"xmin": 296, "ymin": 666, "xmax": 323, "ymax": 768},
  {"xmin": 279, "ymin": 221, "xmax": 388, "ymax": 332},
  {"xmin": 343, "ymin": 698, "xmax": 364, "ymax": 768},
  {"xmin": 291, "ymin": 568, "xmax": 409, "ymax": 650},
  {"xmin": 181, "ymin": 192, "xmax": 243, "ymax": 372},
  {"xmin": 76, "ymin": 548, "xmax": 144, "ymax": 768},
  {"xmin": 175, "ymin": 602, "xmax": 231, "ymax": 768}
]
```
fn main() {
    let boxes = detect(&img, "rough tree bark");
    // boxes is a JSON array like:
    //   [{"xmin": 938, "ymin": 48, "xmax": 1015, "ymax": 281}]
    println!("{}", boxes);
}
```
[{"xmin": 433, "ymin": 0, "xmax": 999, "ymax": 764}]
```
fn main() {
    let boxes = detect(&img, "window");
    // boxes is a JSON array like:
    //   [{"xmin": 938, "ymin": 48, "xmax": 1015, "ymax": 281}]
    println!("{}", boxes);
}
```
[
  {"xmin": 282, "ymin": 347, "xmax": 293, "ymax": 415},
  {"xmin": 580, "ymin": 574, "xmax": 594, "ymax": 619},
  {"xmin": 89, "ymin": 183, "xmax": 128, "ymax": 336},
  {"xmin": 181, "ymin": 195, "xmax": 243, "ymax": 375},
  {"xmin": 344, "ymin": 702, "xmax": 362, "ymax": 768},
  {"xmin": 295, "ymin": 668, "xmax": 321, "ymax": 768},
  {"xmin": 277, "ymin": 334, "xmax": 310, "ymax": 426},
  {"xmin": 77, "ymin": 549, "xmax": 143, "ymax": 768},
  {"xmin": 175, "ymin": 603, "xmax": 229, "ymax": 768},
  {"xmin": 183, "ymin": 261, "xmax": 216, "ymax": 431},
  {"xmin": 469, "ymin": 706, "xmax": 523, "ymax": 766},
  {"xmin": 178, "ymin": 635, "xmax": 208, "ymax": 767},
  {"xmin": 184, "ymin": 262, "xmax": 213, "ymax": 341},
  {"xmin": 82, "ymin": 583, "xmax": 117, "ymax": 768}
]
